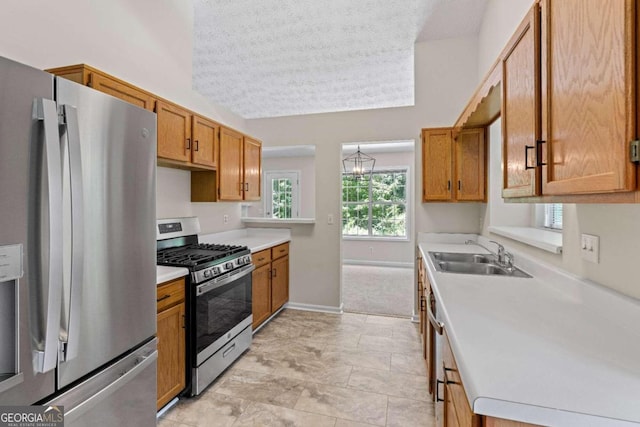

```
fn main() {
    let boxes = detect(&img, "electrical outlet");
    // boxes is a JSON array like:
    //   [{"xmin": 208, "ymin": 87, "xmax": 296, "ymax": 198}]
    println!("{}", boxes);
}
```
[
  {"xmin": 223, "ymin": 214, "xmax": 229, "ymax": 224},
  {"xmin": 580, "ymin": 233, "xmax": 599, "ymax": 264},
  {"xmin": 327, "ymin": 214, "xmax": 334, "ymax": 225}
]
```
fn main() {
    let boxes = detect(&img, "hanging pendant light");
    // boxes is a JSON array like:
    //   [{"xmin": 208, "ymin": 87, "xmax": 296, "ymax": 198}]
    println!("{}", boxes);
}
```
[{"xmin": 343, "ymin": 145, "xmax": 376, "ymax": 180}]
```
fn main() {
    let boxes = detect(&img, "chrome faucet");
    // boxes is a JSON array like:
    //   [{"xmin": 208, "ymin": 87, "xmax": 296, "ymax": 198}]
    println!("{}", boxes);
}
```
[{"xmin": 465, "ymin": 240, "xmax": 514, "ymax": 270}]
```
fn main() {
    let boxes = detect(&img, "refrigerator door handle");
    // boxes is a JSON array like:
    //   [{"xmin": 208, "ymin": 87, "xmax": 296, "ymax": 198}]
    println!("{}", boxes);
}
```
[
  {"xmin": 63, "ymin": 350, "xmax": 158, "ymax": 424},
  {"xmin": 58, "ymin": 104, "xmax": 84, "ymax": 363},
  {"xmin": 32, "ymin": 98, "xmax": 64, "ymax": 373}
]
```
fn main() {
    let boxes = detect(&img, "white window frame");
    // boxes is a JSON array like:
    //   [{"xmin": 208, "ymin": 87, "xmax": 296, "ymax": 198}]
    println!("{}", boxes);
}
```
[
  {"xmin": 341, "ymin": 167, "xmax": 410, "ymax": 241},
  {"xmin": 263, "ymin": 170, "xmax": 300, "ymax": 219}
]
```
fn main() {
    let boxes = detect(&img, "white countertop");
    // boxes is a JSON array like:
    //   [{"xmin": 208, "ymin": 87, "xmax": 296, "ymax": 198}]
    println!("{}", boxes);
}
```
[
  {"xmin": 156, "ymin": 265, "xmax": 189, "ymax": 285},
  {"xmin": 418, "ymin": 234, "xmax": 640, "ymax": 426},
  {"xmin": 199, "ymin": 228, "xmax": 291, "ymax": 253}
]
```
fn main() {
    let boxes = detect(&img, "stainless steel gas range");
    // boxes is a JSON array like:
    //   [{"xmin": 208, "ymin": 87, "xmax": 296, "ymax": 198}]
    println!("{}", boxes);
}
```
[{"xmin": 156, "ymin": 217, "xmax": 254, "ymax": 396}]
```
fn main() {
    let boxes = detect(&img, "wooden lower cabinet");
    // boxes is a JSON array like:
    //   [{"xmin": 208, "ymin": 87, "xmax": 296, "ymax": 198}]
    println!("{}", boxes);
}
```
[
  {"xmin": 252, "ymin": 242, "xmax": 290, "ymax": 330},
  {"xmin": 252, "ymin": 263, "xmax": 272, "ymax": 329},
  {"xmin": 156, "ymin": 278, "xmax": 186, "ymax": 410},
  {"xmin": 271, "ymin": 254, "xmax": 289, "ymax": 311}
]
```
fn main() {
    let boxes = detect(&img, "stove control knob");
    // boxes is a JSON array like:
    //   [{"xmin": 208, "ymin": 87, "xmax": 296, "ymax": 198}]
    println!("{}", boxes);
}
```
[
  {"xmin": 204, "ymin": 270, "xmax": 212, "ymax": 278},
  {"xmin": 225, "ymin": 262, "xmax": 233, "ymax": 270},
  {"xmin": 213, "ymin": 267, "xmax": 220, "ymax": 274},
  {"xmin": 244, "ymin": 256, "xmax": 251, "ymax": 264}
]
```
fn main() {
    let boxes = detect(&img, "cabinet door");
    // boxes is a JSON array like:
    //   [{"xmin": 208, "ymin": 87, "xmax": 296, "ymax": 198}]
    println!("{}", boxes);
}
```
[
  {"xmin": 157, "ymin": 303, "xmax": 185, "ymax": 410},
  {"xmin": 89, "ymin": 72, "xmax": 155, "ymax": 111},
  {"xmin": 422, "ymin": 129, "xmax": 453, "ymax": 201},
  {"xmin": 243, "ymin": 136, "xmax": 262, "ymax": 201},
  {"xmin": 192, "ymin": 115, "xmax": 219, "ymax": 169},
  {"xmin": 502, "ymin": 4, "xmax": 541, "ymax": 198},
  {"xmin": 445, "ymin": 384, "xmax": 461, "ymax": 427},
  {"xmin": 219, "ymin": 127, "xmax": 244, "ymax": 200},
  {"xmin": 156, "ymin": 100, "xmax": 192, "ymax": 163},
  {"xmin": 455, "ymin": 129, "xmax": 486, "ymax": 201},
  {"xmin": 252, "ymin": 263, "xmax": 272, "ymax": 329},
  {"xmin": 271, "ymin": 255, "xmax": 289, "ymax": 312},
  {"xmin": 540, "ymin": 0, "xmax": 636, "ymax": 195}
]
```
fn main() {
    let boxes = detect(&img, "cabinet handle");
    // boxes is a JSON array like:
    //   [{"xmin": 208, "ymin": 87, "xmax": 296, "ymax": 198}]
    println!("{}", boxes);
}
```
[
  {"xmin": 458, "ymin": 180, "xmax": 461, "ymax": 191},
  {"xmin": 157, "ymin": 294, "xmax": 171, "ymax": 302},
  {"xmin": 420, "ymin": 296, "xmax": 425, "ymax": 311},
  {"xmin": 436, "ymin": 379, "xmax": 445, "ymax": 402},
  {"xmin": 186, "ymin": 138, "xmax": 191, "ymax": 150},
  {"xmin": 447, "ymin": 180, "xmax": 451, "ymax": 191},
  {"xmin": 536, "ymin": 140, "xmax": 547, "ymax": 166},
  {"xmin": 443, "ymin": 367, "xmax": 459, "ymax": 385},
  {"xmin": 194, "ymin": 140, "xmax": 199, "ymax": 152},
  {"xmin": 181, "ymin": 314, "xmax": 185, "ymax": 329},
  {"xmin": 245, "ymin": 183, "xmax": 249, "ymax": 191},
  {"xmin": 272, "ymin": 268, "xmax": 277, "ymax": 278},
  {"xmin": 239, "ymin": 182, "xmax": 244, "ymax": 191},
  {"xmin": 524, "ymin": 145, "xmax": 535, "ymax": 170}
]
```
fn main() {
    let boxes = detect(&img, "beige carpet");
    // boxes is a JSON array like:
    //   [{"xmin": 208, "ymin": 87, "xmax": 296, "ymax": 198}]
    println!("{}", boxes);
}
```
[{"xmin": 342, "ymin": 265, "xmax": 414, "ymax": 318}]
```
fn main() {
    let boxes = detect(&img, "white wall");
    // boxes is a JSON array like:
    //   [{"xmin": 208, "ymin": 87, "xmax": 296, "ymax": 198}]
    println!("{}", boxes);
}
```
[
  {"xmin": 477, "ymin": 0, "xmax": 532, "ymax": 79},
  {"xmin": 247, "ymin": 37, "xmax": 481, "ymax": 309},
  {"xmin": 1, "ymin": 0, "xmax": 248, "ymax": 232},
  {"xmin": 478, "ymin": 0, "xmax": 640, "ymax": 300},
  {"xmin": 342, "ymin": 150, "xmax": 415, "ymax": 266}
]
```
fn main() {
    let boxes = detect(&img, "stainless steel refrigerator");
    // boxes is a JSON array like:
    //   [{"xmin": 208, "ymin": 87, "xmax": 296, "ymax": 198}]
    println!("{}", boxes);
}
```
[{"xmin": 0, "ymin": 55, "xmax": 158, "ymax": 426}]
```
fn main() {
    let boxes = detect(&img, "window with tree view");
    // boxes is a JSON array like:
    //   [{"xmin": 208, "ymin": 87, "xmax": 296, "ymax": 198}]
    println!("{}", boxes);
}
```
[{"xmin": 342, "ymin": 169, "xmax": 407, "ymax": 238}]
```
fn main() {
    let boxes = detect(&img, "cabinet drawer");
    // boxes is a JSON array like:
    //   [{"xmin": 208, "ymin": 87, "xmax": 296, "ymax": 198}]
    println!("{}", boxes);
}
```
[
  {"xmin": 444, "ymin": 332, "xmax": 479, "ymax": 427},
  {"xmin": 272, "ymin": 242, "xmax": 289, "ymax": 259},
  {"xmin": 252, "ymin": 249, "xmax": 271, "ymax": 267},
  {"xmin": 157, "ymin": 278, "xmax": 185, "ymax": 312}
]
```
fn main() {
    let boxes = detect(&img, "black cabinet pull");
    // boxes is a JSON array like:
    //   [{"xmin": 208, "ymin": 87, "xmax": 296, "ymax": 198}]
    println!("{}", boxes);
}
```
[
  {"xmin": 157, "ymin": 294, "xmax": 171, "ymax": 302},
  {"xmin": 436, "ymin": 379, "xmax": 445, "ymax": 402},
  {"xmin": 194, "ymin": 140, "xmax": 199, "ymax": 152},
  {"xmin": 458, "ymin": 180, "xmax": 461, "ymax": 191},
  {"xmin": 186, "ymin": 138, "xmax": 191, "ymax": 150},
  {"xmin": 524, "ymin": 145, "xmax": 535, "ymax": 170},
  {"xmin": 536, "ymin": 140, "xmax": 547, "ymax": 166},
  {"xmin": 447, "ymin": 180, "xmax": 451, "ymax": 191}
]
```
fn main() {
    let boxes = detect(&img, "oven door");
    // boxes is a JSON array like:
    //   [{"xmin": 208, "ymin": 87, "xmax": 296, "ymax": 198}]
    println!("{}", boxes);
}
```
[{"xmin": 194, "ymin": 264, "xmax": 254, "ymax": 365}]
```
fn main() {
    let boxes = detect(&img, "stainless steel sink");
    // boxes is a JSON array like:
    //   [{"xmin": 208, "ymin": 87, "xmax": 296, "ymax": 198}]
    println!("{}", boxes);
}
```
[
  {"xmin": 430, "ymin": 252, "xmax": 496, "ymax": 264},
  {"xmin": 428, "ymin": 252, "xmax": 532, "ymax": 278}
]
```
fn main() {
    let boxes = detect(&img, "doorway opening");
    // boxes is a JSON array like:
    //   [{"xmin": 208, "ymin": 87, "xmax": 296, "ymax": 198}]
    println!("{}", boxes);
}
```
[{"xmin": 340, "ymin": 140, "xmax": 415, "ymax": 318}]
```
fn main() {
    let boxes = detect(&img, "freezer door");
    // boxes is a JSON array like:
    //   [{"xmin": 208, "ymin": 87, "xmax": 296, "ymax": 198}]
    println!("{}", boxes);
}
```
[
  {"xmin": 55, "ymin": 78, "xmax": 157, "ymax": 388},
  {"xmin": 45, "ymin": 338, "xmax": 158, "ymax": 427},
  {"xmin": 0, "ymin": 56, "xmax": 57, "ymax": 404}
]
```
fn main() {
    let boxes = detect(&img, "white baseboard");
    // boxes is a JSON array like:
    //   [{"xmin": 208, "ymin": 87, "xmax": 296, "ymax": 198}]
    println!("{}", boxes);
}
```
[
  {"xmin": 343, "ymin": 259, "xmax": 413, "ymax": 268},
  {"xmin": 285, "ymin": 302, "xmax": 344, "ymax": 314}
]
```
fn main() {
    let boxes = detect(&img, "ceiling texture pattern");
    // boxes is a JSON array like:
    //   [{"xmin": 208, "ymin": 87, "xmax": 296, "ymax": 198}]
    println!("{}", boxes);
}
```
[{"xmin": 193, "ymin": 0, "xmax": 486, "ymax": 119}]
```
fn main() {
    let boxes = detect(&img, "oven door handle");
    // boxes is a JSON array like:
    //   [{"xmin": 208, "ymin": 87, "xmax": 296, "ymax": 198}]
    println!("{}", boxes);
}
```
[{"xmin": 196, "ymin": 264, "xmax": 255, "ymax": 296}]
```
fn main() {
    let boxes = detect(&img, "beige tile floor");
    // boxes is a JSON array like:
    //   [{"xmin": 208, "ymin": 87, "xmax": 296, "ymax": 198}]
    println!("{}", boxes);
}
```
[{"xmin": 158, "ymin": 309, "xmax": 435, "ymax": 427}]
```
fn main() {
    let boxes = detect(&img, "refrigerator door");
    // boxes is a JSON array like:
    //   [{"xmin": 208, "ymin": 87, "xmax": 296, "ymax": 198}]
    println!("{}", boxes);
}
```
[
  {"xmin": 0, "ymin": 56, "xmax": 57, "ymax": 404},
  {"xmin": 45, "ymin": 338, "xmax": 158, "ymax": 427},
  {"xmin": 55, "ymin": 78, "xmax": 157, "ymax": 388}
]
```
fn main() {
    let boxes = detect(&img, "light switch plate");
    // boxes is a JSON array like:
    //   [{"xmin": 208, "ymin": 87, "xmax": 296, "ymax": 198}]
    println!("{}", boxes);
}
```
[{"xmin": 580, "ymin": 233, "xmax": 599, "ymax": 263}]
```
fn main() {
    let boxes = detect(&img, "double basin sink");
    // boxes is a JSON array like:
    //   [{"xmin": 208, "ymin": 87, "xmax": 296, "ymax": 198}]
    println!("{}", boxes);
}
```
[{"xmin": 428, "ymin": 251, "xmax": 532, "ymax": 278}]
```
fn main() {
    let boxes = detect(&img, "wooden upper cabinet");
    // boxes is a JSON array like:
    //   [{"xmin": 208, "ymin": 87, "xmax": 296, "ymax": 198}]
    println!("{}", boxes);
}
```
[
  {"xmin": 47, "ymin": 64, "xmax": 156, "ymax": 111},
  {"xmin": 423, "ymin": 128, "xmax": 453, "ymax": 201},
  {"xmin": 455, "ymin": 129, "xmax": 486, "ymax": 201},
  {"xmin": 540, "ymin": 0, "xmax": 637, "ymax": 195},
  {"xmin": 243, "ymin": 136, "xmax": 262, "ymax": 201},
  {"xmin": 219, "ymin": 127, "xmax": 245, "ymax": 200},
  {"xmin": 89, "ymin": 72, "xmax": 155, "ymax": 111},
  {"xmin": 156, "ymin": 100, "xmax": 192, "ymax": 163},
  {"xmin": 422, "ymin": 128, "xmax": 486, "ymax": 202},
  {"xmin": 502, "ymin": 4, "xmax": 541, "ymax": 199},
  {"xmin": 192, "ymin": 115, "xmax": 219, "ymax": 168}
]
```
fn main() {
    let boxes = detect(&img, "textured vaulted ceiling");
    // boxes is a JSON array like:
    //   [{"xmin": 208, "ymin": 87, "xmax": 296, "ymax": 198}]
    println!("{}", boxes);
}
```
[{"xmin": 193, "ymin": 0, "xmax": 487, "ymax": 119}]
